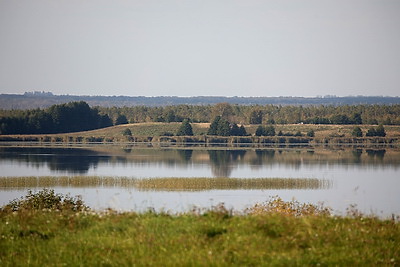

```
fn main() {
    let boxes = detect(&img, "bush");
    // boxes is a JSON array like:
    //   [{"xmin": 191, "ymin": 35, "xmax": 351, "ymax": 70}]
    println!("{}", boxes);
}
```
[
  {"xmin": 255, "ymin": 125, "xmax": 275, "ymax": 136},
  {"xmin": 160, "ymin": 132, "xmax": 174, "ymax": 136},
  {"xmin": 366, "ymin": 125, "xmax": 386, "ymax": 137},
  {"xmin": 230, "ymin": 123, "xmax": 247, "ymax": 136},
  {"xmin": 85, "ymin": 136, "xmax": 104, "ymax": 142},
  {"xmin": 352, "ymin": 126, "xmax": 363, "ymax": 137},
  {"xmin": 1, "ymin": 189, "xmax": 88, "ymax": 213},
  {"xmin": 122, "ymin": 128, "xmax": 132, "ymax": 136},
  {"xmin": 255, "ymin": 126, "xmax": 264, "ymax": 136},
  {"xmin": 294, "ymin": 131, "xmax": 303, "ymax": 137}
]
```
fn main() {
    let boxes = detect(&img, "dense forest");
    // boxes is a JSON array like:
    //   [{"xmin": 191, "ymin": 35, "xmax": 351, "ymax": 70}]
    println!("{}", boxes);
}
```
[
  {"xmin": 1, "ymin": 101, "xmax": 400, "ymax": 135},
  {"xmin": 0, "ymin": 101, "xmax": 112, "ymax": 135}
]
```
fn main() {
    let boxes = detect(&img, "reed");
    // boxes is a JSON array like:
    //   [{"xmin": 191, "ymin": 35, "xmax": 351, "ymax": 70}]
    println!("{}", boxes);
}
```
[
  {"xmin": 135, "ymin": 177, "xmax": 330, "ymax": 191},
  {"xmin": 0, "ymin": 176, "xmax": 330, "ymax": 191},
  {"xmin": 0, "ymin": 176, "xmax": 136, "ymax": 189}
]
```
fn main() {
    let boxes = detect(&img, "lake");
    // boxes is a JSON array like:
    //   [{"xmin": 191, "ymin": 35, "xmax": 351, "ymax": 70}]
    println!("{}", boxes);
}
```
[{"xmin": 1, "ymin": 144, "xmax": 399, "ymax": 217}]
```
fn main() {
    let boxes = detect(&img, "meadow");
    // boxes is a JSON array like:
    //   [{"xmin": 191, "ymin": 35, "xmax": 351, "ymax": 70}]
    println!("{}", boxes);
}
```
[{"xmin": 0, "ymin": 189, "xmax": 398, "ymax": 266}]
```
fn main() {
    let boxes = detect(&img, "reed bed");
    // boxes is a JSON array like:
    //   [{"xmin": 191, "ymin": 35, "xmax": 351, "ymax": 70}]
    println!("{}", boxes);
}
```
[
  {"xmin": 0, "ymin": 176, "xmax": 136, "ymax": 189},
  {"xmin": 0, "ymin": 176, "xmax": 330, "ymax": 191},
  {"xmin": 135, "ymin": 177, "xmax": 329, "ymax": 191}
]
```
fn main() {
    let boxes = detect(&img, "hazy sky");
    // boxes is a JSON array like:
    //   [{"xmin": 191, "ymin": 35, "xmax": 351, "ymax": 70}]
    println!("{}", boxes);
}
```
[{"xmin": 0, "ymin": 0, "xmax": 399, "ymax": 97}]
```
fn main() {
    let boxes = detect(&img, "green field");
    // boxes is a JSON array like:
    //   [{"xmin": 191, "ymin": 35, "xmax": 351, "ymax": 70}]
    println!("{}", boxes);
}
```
[{"xmin": 0, "ymin": 190, "xmax": 399, "ymax": 266}]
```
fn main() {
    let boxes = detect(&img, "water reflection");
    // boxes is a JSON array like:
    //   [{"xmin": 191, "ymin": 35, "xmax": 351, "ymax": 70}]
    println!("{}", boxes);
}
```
[
  {"xmin": 0, "ymin": 147, "xmax": 110, "ymax": 174},
  {"xmin": 208, "ymin": 150, "xmax": 246, "ymax": 177},
  {"xmin": 1, "ymin": 145, "xmax": 399, "ymax": 216},
  {"xmin": 366, "ymin": 149, "xmax": 386, "ymax": 160},
  {"xmin": 352, "ymin": 149, "xmax": 363, "ymax": 164},
  {"xmin": 177, "ymin": 150, "xmax": 193, "ymax": 162},
  {"xmin": 0, "ymin": 146, "xmax": 399, "ymax": 177},
  {"xmin": 254, "ymin": 149, "xmax": 276, "ymax": 164}
]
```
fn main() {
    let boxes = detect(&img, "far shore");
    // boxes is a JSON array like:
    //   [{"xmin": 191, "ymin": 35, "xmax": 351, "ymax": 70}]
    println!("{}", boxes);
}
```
[{"xmin": 0, "ymin": 123, "xmax": 399, "ymax": 146}]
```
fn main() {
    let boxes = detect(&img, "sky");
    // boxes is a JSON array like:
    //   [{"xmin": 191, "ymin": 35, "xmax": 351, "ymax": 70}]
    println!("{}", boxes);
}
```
[{"xmin": 0, "ymin": 0, "xmax": 399, "ymax": 97}]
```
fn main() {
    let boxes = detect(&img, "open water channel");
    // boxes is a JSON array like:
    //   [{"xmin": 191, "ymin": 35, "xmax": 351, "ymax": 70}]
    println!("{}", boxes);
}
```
[{"xmin": 0, "ymin": 144, "xmax": 399, "ymax": 217}]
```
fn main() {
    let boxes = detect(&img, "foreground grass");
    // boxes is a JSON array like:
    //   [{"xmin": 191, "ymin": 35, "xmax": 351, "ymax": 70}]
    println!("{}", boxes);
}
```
[{"xmin": 0, "ymin": 190, "xmax": 399, "ymax": 266}]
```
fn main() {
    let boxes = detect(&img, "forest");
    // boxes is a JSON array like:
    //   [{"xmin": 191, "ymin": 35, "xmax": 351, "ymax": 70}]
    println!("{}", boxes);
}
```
[
  {"xmin": 1, "ymin": 101, "xmax": 400, "ymax": 135},
  {"xmin": 0, "ymin": 101, "xmax": 112, "ymax": 135}
]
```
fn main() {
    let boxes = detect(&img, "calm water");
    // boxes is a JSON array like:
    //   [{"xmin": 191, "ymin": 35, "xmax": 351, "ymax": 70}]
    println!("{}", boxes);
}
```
[{"xmin": 1, "ymin": 144, "xmax": 399, "ymax": 217}]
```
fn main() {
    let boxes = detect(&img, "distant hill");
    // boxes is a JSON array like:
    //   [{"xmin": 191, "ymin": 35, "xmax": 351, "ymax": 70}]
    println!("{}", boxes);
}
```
[{"xmin": 0, "ymin": 92, "xmax": 399, "ymax": 109}]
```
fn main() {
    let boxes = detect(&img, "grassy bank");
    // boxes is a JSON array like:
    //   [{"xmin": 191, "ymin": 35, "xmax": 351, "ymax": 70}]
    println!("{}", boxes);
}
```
[{"xmin": 0, "ymin": 190, "xmax": 399, "ymax": 266}]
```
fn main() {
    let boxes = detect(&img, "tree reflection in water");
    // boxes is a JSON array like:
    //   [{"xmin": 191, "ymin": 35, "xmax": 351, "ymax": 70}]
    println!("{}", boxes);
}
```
[
  {"xmin": 0, "ymin": 147, "xmax": 109, "ymax": 174},
  {"xmin": 208, "ymin": 150, "xmax": 246, "ymax": 177},
  {"xmin": 366, "ymin": 149, "xmax": 386, "ymax": 160},
  {"xmin": 177, "ymin": 149, "xmax": 193, "ymax": 162}
]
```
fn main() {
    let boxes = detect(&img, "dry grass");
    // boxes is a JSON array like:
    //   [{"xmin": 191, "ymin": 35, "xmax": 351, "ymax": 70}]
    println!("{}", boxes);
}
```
[
  {"xmin": 247, "ymin": 196, "xmax": 332, "ymax": 216},
  {"xmin": 1, "ymin": 123, "xmax": 399, "ymax": 142}
]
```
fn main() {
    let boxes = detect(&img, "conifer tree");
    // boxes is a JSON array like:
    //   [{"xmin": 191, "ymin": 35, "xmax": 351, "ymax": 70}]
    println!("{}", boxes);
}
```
[{"xmin": 176, "ymin": 119, "xmax": 193, "ymax": 136}]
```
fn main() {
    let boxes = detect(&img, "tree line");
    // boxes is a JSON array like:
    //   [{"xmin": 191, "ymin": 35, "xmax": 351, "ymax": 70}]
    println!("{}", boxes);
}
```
[
  {"xmin": 0, "ymin": 101, "xmax": 112, "ymax": 135},
  {"xmin": 2, "ymin": 93, "xmax": 400, "ymax": 109},
  {"xmin": 1, "ymin": 101, "xmax": 399, "ymax": 135},
  {"xmin": 96, "ymin": 103, "xmax": 400, "ymax": 126}
]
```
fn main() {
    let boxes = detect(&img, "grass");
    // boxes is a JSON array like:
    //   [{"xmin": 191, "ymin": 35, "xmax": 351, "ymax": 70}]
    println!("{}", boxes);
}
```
[
  {"xmin": 0, "ymin": 176, "xmax": 330, "ymax": 191},
  {"xmin": 0, "ymin": 190, "xmax": 399, "ymax": 266}
]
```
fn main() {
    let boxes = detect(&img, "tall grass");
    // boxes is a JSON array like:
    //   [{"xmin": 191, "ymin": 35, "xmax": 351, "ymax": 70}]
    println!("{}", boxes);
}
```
[{"xmin": 0, "ymin": 190, "xmax": 399, "ymax": 266}]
